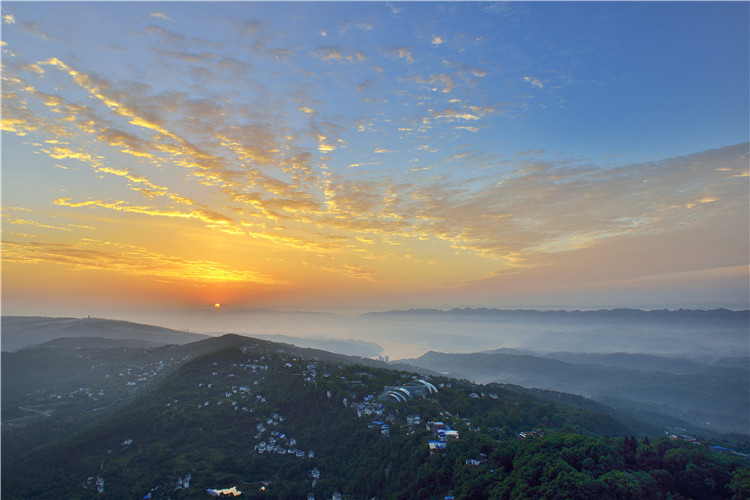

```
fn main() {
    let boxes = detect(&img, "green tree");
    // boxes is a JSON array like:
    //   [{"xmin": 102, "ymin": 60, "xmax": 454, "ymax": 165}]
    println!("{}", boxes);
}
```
[{"xmin": 729, "ymin": 467, "xmax": 750, "ymax": 500}]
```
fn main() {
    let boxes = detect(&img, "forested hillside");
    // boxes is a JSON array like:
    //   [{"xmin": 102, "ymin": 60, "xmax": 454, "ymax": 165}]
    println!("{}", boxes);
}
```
[{"xmin": 3, "ymin": 334, "xmax": 748, "ymax": 499}]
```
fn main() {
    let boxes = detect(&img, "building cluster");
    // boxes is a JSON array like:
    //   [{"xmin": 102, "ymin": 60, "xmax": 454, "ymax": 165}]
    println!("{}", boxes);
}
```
[
  {"xmin": 465, "ymin": 455, "xmax": 488, "ymax": 466},
  {"xmin": 84, "ymin": 476, "xmax": 104, "ymax": 494},
  {"xmin": 115, "ymin": 355, "xmax": 191, "ymax": 391},
  {"xmin": 427, "ymin": 420, "xmax": 460, "ymax": 454},
  {"xmin": 45, "ymin": 386, "xmax": 106, "ymax": 403},
  {"xmin": 517, "ymin": 430, "xmax": 544, "ymax": 440},
  {"xmin": 308, "ymin": 467, "xmax": 321, "ymax": 487},
  {"xmin": 304, "ymin": 363, "xmax": 318, "ymax": 382},
  {"xmin": 8, "ymin": 353, "xmax": 195, "ymax": 427},
  {"xmin": 164, "ymin": 357, "xmax": 272, "ymax": 412},
  {"xmin": 141, "ymin": 471, "xmax": 196, "ymax": 498},
  {"xmin": 252, "ymin": 417, "xmax": 314, "ymax": 459},
  {"xmin": 667, "ymin": 433, "xmax": 750, "ymax": 459},
  {"xmin": 205, "ymin": 486, "xmax": 242, "ymax": 497},
  {"xmin": 349, "ymin": 395, "xmax": 394, "ymax": 435},
  {"xmin": 353, "ymin": 395, "xmax": 385, "ymax": 418},
  {"xmin": 175, "ymin": 473, "xmax": 191, "ymax": 490}
]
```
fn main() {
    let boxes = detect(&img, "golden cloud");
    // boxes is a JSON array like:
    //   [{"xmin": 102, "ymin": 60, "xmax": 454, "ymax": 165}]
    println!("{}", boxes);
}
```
[{"xmin": 3, "ymin": 239, "xmax": 279, "ymax": 284}]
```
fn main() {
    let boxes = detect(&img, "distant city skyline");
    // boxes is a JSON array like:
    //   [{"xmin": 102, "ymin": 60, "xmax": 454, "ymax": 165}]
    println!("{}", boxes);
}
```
[{"xmin": 2, "ymin": 2, "xmax": 748, "ymax": 316}]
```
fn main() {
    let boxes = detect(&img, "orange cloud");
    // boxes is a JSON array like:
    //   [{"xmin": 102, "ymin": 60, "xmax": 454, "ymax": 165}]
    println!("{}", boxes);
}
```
[
  {"xmin": 53, "ymin": 197, "xmax": 235, "ymax": 227},
  {"xmin": 2, "ymin": 239, "xmax": 279, "ymax": 285}
]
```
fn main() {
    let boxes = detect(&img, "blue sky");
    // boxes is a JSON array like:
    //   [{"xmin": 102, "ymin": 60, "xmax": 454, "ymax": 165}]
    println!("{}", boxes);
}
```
[{"xmin": 2, "ymin": 1, "xmax": 748, "ymax": 313}]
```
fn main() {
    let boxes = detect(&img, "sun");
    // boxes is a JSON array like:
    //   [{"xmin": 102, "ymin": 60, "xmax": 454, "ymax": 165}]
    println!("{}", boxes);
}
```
[{"xmin": 214, "ymin": 303, "xmax": 221, "ymax": 309}]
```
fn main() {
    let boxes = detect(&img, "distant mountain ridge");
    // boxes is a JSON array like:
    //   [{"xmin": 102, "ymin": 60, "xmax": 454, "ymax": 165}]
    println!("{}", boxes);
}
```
[
  {"xmin": 1, "ymin": 316, "xmax": 208, "ymax": 352},
  {"xmin": 362, "ymin": 307, "xmax": 749, "ymax": 325}
]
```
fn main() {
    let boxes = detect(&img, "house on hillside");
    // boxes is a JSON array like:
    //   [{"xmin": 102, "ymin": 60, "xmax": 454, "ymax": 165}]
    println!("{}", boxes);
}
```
[
  {"xmin": 406, "ymin": 414, "xmax": 421, "ymax": 426},
  {"xmin": 205, "ymin": 486, "xmax": 241, "ymax": 497},
  {"xmin": 428, "ymin": 440, "xmax": 447, "ymax": 456}
]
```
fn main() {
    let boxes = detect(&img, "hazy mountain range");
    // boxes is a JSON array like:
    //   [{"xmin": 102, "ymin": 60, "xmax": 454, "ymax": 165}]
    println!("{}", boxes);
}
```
[
  {"xmin": 363, "ymin": 307, "xmax": 749, "ymax": 327},
  {"xmin": 401, "ymin": 349, "xmax": 748, "ymax": 435}
]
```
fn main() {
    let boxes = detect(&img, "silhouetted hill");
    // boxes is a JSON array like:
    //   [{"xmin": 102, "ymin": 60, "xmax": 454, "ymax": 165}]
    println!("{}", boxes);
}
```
[
  {"xmin": 35, "ymin": 336, "xmax": 166, "ymax": 349},
  {"xmin": 1, "ymin": 316, "xmax": 208, "ymax": 352}
]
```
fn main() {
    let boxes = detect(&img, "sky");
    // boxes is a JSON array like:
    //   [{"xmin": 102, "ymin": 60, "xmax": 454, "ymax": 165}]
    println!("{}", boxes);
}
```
[{"xmin": 1, "ymin": 1, "xmax": 749, "ymax": 317}]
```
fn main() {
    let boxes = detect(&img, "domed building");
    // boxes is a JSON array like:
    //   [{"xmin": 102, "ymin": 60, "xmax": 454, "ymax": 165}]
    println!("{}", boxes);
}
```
[{"xmin": 378, "ymin": 379, "xmax": 438, "ymax": 402}]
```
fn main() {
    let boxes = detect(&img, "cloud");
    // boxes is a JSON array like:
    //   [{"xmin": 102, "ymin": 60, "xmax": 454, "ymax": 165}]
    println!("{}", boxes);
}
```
[
  {"xmin": 326, "ymin": 263, "xmax": 383, "ymax": 282},
  {"xmin": 357, "ymin": 76, "xmax": 378, "ymax": 92},
  {"xmin": 53, "ymin": 198, "xmax": 236, "ymax": 229},
  {"xmin": 426, "ymin": 144, "xmax": 748, "ymax": 261},
  {"xmin": 150, "ymin": 48, "xmax": 216, "ymax": 64},
  {"xmin": 319, "ymin": 145, "xmax": 748, "ymax": 270},
  {"xmin": 2, "ymin": 215, "xmax": 72, "ymax": 232},
  {"xmin": 388, "ymin": 3, "xmax": 404, "ymax": 15},
  {"xmin": 523, "ymin": 76, "xmax": 544, "ymax": 88},
  {"xmin": 382, "ymin": 46, "xmax": 414, "ymax": 63},
  {"xmin": 39, "ymin": 144, "xmax": 747, "ymax": 275},
  {"xmin": 430, "ymin": 104, "xmax": 495, "ymax": 123},
  {"xmin": 5, "ymin": 57, "xmax": 320, "ymax": 230},
  {"xmin": 40, "ymin": 57, "xmax": 178, "ymax": 143},
  {"xmin": 409, "ymin": 73, "xmax": 456, "ymax": 93},
  {"xmin": 469, "ymin": 67, "xmax": 487, "ymax": 78},
  {"xmin": 96, "ymin": 166, "xmax": 167, "ymax": 194},
  {"xmin": 432, "ymin": 109, "xmax": 481, "ymax": 121},
  {"xmin": 3, "ymin": 239, "xmax": 279, "ymax": 284},
  {"xmin": 18, "ymin": 20, "xmax": 52, "ymax": 40},
  {"xmin": 144, "ymin": 25, "xmax": 186, "ymax": 44},
  {"xmin": 248, "ymin": 42, "xmax": 293, "ymax": 60},
  {"xmin": 431, "ymin": 35, "xmax": 443, "ymax": 45},
  {"xmin": 149, "ymin": 12, "xmax": 171, "ymax": 21},
  {"xmin": 31, "ymin": 57, "xmax": 280, "ymax": 202},
  {"xmin": 1, "ymin": 117, "xmax": 40, "ymax": 136},
  {"xmin": 239, "ymin": 19, "xmax": 264, "ymax": 35},
  {"xmin": 4, "ymin": 14, "xmax": 15, "ymax": 24},
  {"xmin": 311, "ymin": 44, "xmax": 367, "ymax": 63}
]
